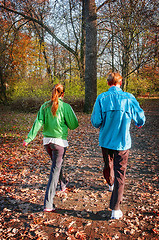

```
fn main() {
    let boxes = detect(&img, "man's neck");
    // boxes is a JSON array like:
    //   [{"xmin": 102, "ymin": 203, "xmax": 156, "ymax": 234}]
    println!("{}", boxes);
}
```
[{"xmin": 110, "ymin": 84, "xmax": 121, "ymax": 88}]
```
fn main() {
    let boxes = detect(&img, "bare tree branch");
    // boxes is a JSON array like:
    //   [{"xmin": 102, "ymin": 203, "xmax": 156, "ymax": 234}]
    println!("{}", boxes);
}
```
[
  {"xmin": 0, "ymin": 4, "xmax": 78, "ymax": 59},
  {"xmin": 97, "ymin": 0, "xmax": 117, "ymax": 12}
]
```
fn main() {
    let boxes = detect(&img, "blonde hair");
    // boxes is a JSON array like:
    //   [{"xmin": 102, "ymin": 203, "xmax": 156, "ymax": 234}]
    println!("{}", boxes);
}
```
[
  {"xmin": 51, "ymin": 84, "xmax": 65, "ymax": 116},
  {"xmin": 107, "ymin": 72, "xmax": 122, "ymax": 86}
]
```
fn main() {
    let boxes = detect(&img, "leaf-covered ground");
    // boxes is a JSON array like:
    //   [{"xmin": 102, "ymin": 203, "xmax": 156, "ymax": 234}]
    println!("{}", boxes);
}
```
[{"xmin": 0, "ymin": 99, "xmax": 158, "ymax": 240}]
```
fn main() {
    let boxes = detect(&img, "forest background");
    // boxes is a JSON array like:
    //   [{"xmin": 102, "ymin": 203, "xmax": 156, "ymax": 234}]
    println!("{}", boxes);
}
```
[
  {"xmin": 0, "ymin": 0, "xmax": 159, "ymax": 113},
  {"xmin": 0, "ymin": 2, "xmax": 159, "ymax": 239}
]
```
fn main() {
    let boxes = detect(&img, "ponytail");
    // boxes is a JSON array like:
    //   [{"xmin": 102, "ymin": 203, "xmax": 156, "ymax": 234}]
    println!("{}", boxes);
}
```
[{"xmin": 51, "ymin": 84, "xmax": 64, "ymax": 116}]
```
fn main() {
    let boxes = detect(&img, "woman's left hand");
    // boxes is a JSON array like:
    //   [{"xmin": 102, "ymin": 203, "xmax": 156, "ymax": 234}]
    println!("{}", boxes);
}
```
[{"xmin": 23, "ymin": 140, "xmax": 28, "ymax": 146}]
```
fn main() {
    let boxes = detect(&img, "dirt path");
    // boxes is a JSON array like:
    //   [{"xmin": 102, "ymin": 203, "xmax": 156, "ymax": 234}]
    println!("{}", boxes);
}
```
[{"xmin": 0, "ymin": 99, "xmax": 158, "ymax": 239}]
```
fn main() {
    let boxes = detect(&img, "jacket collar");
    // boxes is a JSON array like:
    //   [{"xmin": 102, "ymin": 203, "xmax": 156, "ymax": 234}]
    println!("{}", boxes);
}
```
[{"xmin": 108, "ymin": 86, "xmax": 122, "ymax": 92}]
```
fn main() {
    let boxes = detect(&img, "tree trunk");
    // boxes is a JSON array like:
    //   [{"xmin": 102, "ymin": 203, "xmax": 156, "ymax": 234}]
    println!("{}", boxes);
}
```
[
  {"xmin": 84, "ymin": 0, "xmax": 97, "ymax": 113},
  {"xmin": 0, "ymin": 66, "xmax": 7, "ymax": 103},
  {"xmin": 122, "ymin": 49, "xmax": 129, "ymax": 91},
  {"xmin": 42, "ymin": 43, "xmax": 53, "ymax": 83},
  {"xmin": 111, "ymin": 27, "xmax": 115, "ymax": 72},
  {"xmin": 32, "ymin": 22, "xmax": 53, "ymax": 83},
  {"xmin": 80, "ymin": 0, "xmax": 86, "ymax": 83}
]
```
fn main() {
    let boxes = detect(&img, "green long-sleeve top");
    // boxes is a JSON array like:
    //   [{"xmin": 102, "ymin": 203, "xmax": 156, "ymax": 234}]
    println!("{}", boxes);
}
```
[{"xmin": 25, "ymin": 99, "xmax": 79, "ymax": 143}]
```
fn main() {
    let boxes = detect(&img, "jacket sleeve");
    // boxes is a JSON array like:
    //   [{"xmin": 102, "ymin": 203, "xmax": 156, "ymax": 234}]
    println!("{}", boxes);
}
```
[
  {"xmin": 131, "ymin": 97, "xmax": 146, "ymax": 127},
  {"xmin": 64, "ymin": 104, "xmax": 79, "ymax": 130},
  {"xmin": 91, "ymin": 97, "xmax": 103, "ymax": 128},
  {"xmin": 25, "ymin": 106, "xmax": 44, "ymax": 143}
]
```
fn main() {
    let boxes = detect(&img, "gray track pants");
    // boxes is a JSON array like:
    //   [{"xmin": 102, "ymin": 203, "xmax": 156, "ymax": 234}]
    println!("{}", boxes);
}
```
[{"xmin": 44, "ymin": 143, "xmax": 67, "ymax": 209}]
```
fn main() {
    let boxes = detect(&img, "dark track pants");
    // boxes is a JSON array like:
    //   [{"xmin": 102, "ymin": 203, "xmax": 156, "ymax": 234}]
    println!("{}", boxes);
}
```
[{"xmin": 102, "ymin": 148, "xmax": 129, "ymax": 210}]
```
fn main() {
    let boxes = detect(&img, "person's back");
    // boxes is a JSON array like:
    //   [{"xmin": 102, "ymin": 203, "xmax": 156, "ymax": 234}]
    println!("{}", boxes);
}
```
[
  {"xmin": 91, "ymin": 72, "xmax": 145, "ymax": 220},
  {"xmin": 91, "ymin": 86, "xmax": 145, "ymax": 150},
  {"xmin": 34, "ymin": 99, "xmax": 78, "ymax": 140},
  {"xmin": 23, "ymin": 84, "xmax": 79, "ymax": 212}
]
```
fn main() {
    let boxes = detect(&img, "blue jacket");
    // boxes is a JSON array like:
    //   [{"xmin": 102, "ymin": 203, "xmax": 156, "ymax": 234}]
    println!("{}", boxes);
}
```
[{"xmin": 91, "ymin": 86, "xmax": 145, "ymax": 150}]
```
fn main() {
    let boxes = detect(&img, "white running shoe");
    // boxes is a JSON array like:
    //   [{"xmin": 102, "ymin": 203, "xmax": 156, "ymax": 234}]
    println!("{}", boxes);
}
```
[
  {"xmin": 109, "ymin": 184, "xmax": 114, "ymax": 192},
  {"xmin": 111, "ymin": 209, "xmax": 123, "ymax": 219}
]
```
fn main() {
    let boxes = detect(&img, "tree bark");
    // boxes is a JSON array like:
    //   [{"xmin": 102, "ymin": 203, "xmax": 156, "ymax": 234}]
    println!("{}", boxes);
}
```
[
  {"xmin": 80, "ymin": 0, "xmax": 86, "ymax": 84},
  {"xmin": 84, "ymin": 0, "xmax": 97, "ymax": 113},
  {"xmin": 0, "ymin": 66, "xmax": 7, "ymax": 103},
  {"xmin": 122, "ymin": 49, "xmax": 129, "ymax": 91}
]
